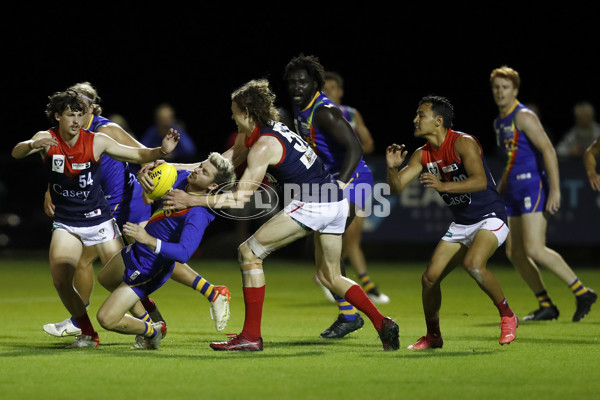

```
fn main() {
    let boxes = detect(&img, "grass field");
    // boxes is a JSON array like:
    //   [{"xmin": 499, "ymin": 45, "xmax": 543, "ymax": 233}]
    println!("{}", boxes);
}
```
[{"xmin": 1, "ymin": 256, "xmax": 599, "ymax": 400}]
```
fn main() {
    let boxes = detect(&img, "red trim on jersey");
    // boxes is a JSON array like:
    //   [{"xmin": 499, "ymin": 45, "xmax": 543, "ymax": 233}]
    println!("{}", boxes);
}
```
[
  {"xmin": 243, "ymin": 125, "xmax": 286, "ymax": 166},
  {"xmin": 148, "ymin": 208, "xmax": 190, "ymax": 224},
  {"xmin": 244, "ymin": 125, "xmax": 261, "ymax": 148}
]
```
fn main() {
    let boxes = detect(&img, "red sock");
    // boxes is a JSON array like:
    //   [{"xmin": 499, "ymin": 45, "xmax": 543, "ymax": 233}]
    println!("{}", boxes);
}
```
[
  {"xmin": 240, "ymin": 286, "xmax": 265, "ymax": 341},
  {"xmin": 141, "ymin": 297, "xmax": 156, "ymax": 313},
  {"xmin": 495, "ymin": 297, "xmax": 515, "ymax": 318},
  {"xmin": 73, "ymin": 313, "xmax": 98, "ymax": 338},
  {"xmin": 343, "ymin": 285, "xmax": 385, "ymax": 330}
]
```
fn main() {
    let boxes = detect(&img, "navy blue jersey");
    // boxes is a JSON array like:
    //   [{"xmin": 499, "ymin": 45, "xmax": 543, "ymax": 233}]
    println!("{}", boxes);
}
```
[
  {"xmin": 44, "ymin": 127, "xmax": 112, "ymax": 227},
  {"xmin": 421, "ymin": 129, "xmax": 507, "ymax": 225},
  {"xmin": 244, "ymin": 122, "xmax": 344, "ymax": 203}
]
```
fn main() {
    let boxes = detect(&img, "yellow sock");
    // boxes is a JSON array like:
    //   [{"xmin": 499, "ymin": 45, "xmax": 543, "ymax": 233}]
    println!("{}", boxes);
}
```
[{"xmin": 570, "ymin": 278, "xmax": 589, "ymax": 297}]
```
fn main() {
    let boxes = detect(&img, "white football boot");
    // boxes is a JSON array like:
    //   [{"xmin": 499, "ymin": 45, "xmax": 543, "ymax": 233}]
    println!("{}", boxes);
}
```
[
  {"xmin": 210, "ymin": 286, "xmax": 231, "ymax": 332},
  {"xmin": 43, "ymin": 318, "xmax": 81, "ymax": 337}
]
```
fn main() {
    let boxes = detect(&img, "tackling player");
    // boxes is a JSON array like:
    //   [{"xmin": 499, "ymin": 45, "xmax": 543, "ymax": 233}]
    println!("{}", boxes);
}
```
[{"xmin": 162, "ymin": 79, "xmax": 400, "ymax": 351}]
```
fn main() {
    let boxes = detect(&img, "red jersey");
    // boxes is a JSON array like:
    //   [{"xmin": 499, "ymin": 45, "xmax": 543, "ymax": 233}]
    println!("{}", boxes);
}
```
[
  {"xmin": 420, "ymin": 129, "xmax": 507, "ymax": 225},
  {"xmin": 44, "ymin": 127, "xmax": 112, "ymax": 227}
]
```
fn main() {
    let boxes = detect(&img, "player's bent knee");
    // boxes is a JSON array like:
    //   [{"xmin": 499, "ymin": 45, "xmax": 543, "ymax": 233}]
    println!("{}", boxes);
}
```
[
  {"xmin": 239, "ymin": 236, "xmax": 272, "ymax": 263},
  {"xmin": 465, "ymin": 266, "xmax": 485, "ymax": 284},
  {"xmin": 96, "ymin": 309, "xmax": 117, "ymax": 331},
  {"xmin": 421, "ymin": 272, "xmax": 439, "ymax": 288}
]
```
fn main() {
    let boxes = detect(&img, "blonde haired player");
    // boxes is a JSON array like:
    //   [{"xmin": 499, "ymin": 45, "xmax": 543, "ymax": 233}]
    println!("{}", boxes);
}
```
[
  {"xmin": 96, "ymin": 153, "xmax": 236, "ymax": 349},
  {"xmin": 490, "ymin": 66, "xmax": 596, "ymax": 322}
]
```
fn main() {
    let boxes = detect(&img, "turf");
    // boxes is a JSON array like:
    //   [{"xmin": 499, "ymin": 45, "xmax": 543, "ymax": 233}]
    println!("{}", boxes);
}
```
[{"xmin": 1, "ymin": 257, "xmax": 599, "ymax": 399}]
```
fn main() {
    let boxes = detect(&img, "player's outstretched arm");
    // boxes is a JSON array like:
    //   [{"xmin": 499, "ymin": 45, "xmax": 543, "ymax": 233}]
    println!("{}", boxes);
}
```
[
  {"xmin": 12, "ymin": 131, "xmax": 56, "ymax": 159},
  {"xmin": 96, "ymin": 128, "xmax": 180, "ymax": 165}
]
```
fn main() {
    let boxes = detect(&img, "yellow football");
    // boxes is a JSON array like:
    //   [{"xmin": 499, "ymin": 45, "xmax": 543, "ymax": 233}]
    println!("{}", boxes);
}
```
[{"xmin": 147, "ymin": 163, "xmax": 178, "ymax": 201}]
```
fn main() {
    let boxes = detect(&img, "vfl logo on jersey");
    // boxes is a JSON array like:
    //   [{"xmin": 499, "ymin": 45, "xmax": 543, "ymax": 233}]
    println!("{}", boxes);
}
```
[
  {"xmin": 129, "ymin": 270, "xmax": 140, "ymax": 281},
  {"xmin": 52, "ymin": 155, "xmax": 65, "ymax": 173},
  {"xmin": 524, "ymin": 196, "xmax": 532, "ymax": 210},
  {"xmin": 426, "ymin": 161, "xmax": 442, "ymax": 179},
  {"xmin": 72, "ymin": 162, "xmax": 91, "ymax": 170}
]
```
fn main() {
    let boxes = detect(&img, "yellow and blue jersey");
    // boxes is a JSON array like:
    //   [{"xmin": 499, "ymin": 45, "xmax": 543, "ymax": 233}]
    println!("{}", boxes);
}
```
[
  {"xmin": 121, "ymin": 171, "xmax": 215, "ymax": 297},
  {"xmin": 494, "ymin": 101, "xmax": 548, "ymax": 215},
  {"xmin": 86, "ymin": 115, "xmax": 151, "ymax": 227},
  {"xmin": 292, "ymin": 92, "xmax": 372, "ymax": 207}
]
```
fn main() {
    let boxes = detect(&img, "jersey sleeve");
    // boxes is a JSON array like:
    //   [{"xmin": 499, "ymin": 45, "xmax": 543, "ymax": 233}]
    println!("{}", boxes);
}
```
[{"xmin": 158, "ymin": 209, "xmax": 211, "ymax": 263}]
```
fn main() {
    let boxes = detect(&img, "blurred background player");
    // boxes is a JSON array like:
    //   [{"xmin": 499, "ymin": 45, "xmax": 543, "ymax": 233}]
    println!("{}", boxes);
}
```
[
  {"xmin": 141, "ymin": 103, "xmax": 198, "ymax": 162},
  {"xmin": 323, "ymin": 70, "xmax": 388, "ymax": 304},
  {"xmin": 490, "ymin": 66, "xmax": 596, "ymax": 322},
  {"xmin": 96, "ymin": 153, "xmax": 235, "ymax": 349},
  {"xmin": 584, "ymin": 136, "xmax": 600, "ymax": 191},
  {"xmin": 556, "ymin": 101, "xmax": 600, "ymax": 159},
  {"xmin": 12, "ymin": 89, "xmax": 180, "ymax": 348},
  {"xmin": 323, "ymin": 71, "xmax": 375, "ymax": 154},
  {"xmin": 386, "ymin": 95, "xmax": 517, "ymax": 349}
]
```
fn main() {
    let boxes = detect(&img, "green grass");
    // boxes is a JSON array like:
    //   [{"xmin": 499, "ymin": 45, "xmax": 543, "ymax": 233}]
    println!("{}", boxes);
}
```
[{"xmin": 1, "ymin": 257, "xmax": 599, "ymax": 400}]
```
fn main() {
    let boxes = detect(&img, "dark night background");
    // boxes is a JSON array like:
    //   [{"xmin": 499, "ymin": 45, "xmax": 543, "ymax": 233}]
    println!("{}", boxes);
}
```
[{"xmin": 1, "ymin": 4, "xmax": 598, "ymax": 258}]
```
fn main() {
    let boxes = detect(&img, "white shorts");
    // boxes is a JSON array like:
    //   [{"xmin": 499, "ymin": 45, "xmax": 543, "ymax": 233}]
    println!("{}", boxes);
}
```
[
  {"xmin": 441, "ymin": 218, "xmax": 508, "ymax": 248},
  {"xmin": 284, "ymin": 199, "xmax": 349, "ymax": 234},
  {"xmin": 52, "ymin": 219, "xmax": 122, "ymax": 246}
]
